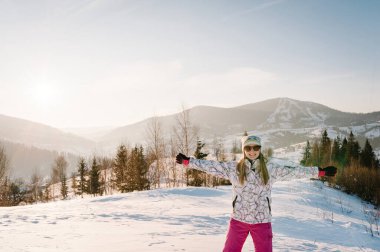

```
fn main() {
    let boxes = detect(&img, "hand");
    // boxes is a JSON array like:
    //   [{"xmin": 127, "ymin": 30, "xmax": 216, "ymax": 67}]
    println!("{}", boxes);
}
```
[
  {"xmin": 318, "ymin": 166, "xmax": 337, "ymax": 177},
  {"xmin": 176, "ymin": 153, "xmax": 190, "ymax": 166}
]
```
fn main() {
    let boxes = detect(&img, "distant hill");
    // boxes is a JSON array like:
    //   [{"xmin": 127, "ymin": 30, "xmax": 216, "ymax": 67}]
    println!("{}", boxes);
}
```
[
  {"xmin": 1, "ymin": 97, "xmax": 379, "ymax": 179},
  {"xmin": 0, "ymin": 114, "xmax": 96, "ymax": 154},
  {"xmin": 99, "ymin": 97, "xmax": 380, "ymax": 150},
  {"xmin": 1, "ymin": 140, "xmax": 80, "ymax": 181}
]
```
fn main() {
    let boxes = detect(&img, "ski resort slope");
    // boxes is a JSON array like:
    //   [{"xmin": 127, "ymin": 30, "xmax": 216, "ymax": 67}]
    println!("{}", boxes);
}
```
[{"xmin": 1, "ymin": 179, "xmax": 379, "ymax": 252}]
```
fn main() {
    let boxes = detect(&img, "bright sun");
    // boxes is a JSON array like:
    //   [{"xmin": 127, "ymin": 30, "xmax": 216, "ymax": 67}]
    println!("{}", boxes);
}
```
[{"xmin": 31, "ymin": 84, "xmax": 57, "ymax": 106}]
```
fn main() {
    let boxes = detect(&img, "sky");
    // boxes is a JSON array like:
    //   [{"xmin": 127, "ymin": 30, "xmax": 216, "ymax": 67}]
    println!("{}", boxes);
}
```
[{"xmin": 0, "ymin": 0, "xmax": 379, "ymax": 128}]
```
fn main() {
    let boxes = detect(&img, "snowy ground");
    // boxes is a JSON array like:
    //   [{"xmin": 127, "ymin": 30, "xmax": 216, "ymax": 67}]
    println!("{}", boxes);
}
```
[{"xmin": 1, "ymin": 179, "xmax": 379, "ymax": 252}]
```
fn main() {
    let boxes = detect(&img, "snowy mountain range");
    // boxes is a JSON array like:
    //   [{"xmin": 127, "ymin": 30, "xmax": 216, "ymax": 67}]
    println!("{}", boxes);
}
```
[
  {"xmin": 1, "ymin": 179, "xmax": 379, "ymax": 251},
  {"xmin": 1, "ymin": 97, "xmax": 379, "ymax": 179},
  {"xmin": 97, "ymin": 98, "xmax": 380, "ymax": 156}
]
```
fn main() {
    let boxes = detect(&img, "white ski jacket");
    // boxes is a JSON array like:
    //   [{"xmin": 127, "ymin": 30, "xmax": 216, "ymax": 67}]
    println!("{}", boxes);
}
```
[{"xmin": 188, "ymin": 157, "xmax": 318, "ymax": 224}]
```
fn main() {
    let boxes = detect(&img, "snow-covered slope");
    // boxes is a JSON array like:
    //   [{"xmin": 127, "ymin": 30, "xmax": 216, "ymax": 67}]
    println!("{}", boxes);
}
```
[
  {"xmin": 1, "ymin": 179, "xmax": 379, "ymax": 252},
  {"xmin": 0, "ymin": 114, "xmax": 96, "ymax": 154}
]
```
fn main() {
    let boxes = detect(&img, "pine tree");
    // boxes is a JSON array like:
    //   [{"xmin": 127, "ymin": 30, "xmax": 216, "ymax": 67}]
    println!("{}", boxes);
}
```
[
  {"xmin": 340, "ymin": 137, "xmax": 348, "ymax": 166},
  {"xmin": 77, "ymin": 158, "xmax": 87, "ymax": 198},
  {"xmin": 320, "ymin": 129, "xmax": 332, "ymax": 166},
  {"xmin": 9, "ymin": 180, "xmax": 26, "ymax": 206},
  {"xmin": 71, "ymin": 173, "xmax": 78, "ymax": 196},
  {"xmin": 113, "ymin": 145, "xmax": 129, "ymax": 193},
  {"xmin": 188, "ymin": 140, "xmax": 208, "ymax": 187},
  {"xmin": 346, "ymin": 131, "xmax": 360, "ymax": 166},
  {"xmin": 311, "ymin": 141, "xmax": 320, "ymax": 166},
  {"xmin": 136, "ymin": 146, "xmax": 150, "ymax": 191},
  {"xmin": 331, "ymin": 136, "xmax": 341, "ymax": 164},
  {"xmin": 43, "ymin": 182, "xmax": 51, "ymax": 202},
  {"xmin": 360, "ymin": 139, "xmax": 378, "ymax": 169},
  {"xmin": 352, "ymin": 141, "xmax": 361, "ymax": 163},
  {"xmin": 301, "ymin": 140, "xmax": 312, "ymax": 166},
  {"xmin": 60, "ymin": 173, "xmax": 68, "ymax": 200},
  {"xmin": 89, "ymin": 157, "xmax": 100, "ymax": 196},
  {"xmin": 125, "ymin": 147, "xmax": 139, "ymax": 192}
]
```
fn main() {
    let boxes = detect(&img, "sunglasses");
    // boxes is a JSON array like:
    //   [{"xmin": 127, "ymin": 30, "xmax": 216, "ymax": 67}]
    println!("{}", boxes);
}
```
[{"xmin": 244, "ymin": 145, "xmax": 261, "ymax": 152}]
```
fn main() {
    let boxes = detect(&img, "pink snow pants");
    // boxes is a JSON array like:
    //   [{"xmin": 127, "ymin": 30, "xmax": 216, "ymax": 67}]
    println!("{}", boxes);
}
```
[{"xmin": 223, "ymin": 218, "xmax": 273, "ymax": 252}]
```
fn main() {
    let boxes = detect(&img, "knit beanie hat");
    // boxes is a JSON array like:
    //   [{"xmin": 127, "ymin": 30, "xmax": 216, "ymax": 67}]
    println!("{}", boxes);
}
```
[{"xmin": 241, "ymin": 135, "xmax": 262, "ymax": 150}]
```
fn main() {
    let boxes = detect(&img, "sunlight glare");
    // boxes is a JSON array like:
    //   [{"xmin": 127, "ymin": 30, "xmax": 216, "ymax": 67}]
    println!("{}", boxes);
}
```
[{"xmin": 31, "ymin": 84, "xmax": 58, "ymax": 106}]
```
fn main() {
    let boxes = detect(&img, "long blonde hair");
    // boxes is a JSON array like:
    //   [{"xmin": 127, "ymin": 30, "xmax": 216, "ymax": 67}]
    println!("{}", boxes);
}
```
[{"xmin": 237, "ymin": 152, "xmax": 269, "ymax": 185}]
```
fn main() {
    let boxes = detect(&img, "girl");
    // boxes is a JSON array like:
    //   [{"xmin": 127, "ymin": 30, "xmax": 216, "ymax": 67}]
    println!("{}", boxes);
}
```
[{"xmin": 176, "ymin": 134, "xmax": 336, "ymax": 252}]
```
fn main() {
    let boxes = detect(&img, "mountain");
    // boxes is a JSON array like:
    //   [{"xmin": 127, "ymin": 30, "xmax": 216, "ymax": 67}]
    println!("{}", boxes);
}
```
[
  {"xmin": 99, "ymin": 97, "xmax": 380, "ymax": 150},
  {"xmin": 1, "ymin": 97, "xmax": 379, "ymax": 179},
  {"xmin": 62, "ymin": 126, "xmax": 116, "ymax": 141},
  {"xmin": 3, "ymin": 98, "xmax": 379, "ymax": 153},
  {"xmin": 1, "ymin": 179, "xmax": 379, "ymax": 251},
  {"xmin": 0, "ymin": 114, "xmax": 96, "ymax": 154},
  {"xmin": 0, "ymin": 114, "xmax": 96, "ymax": 179},
  {"xmin": 2, "ymin": 140, "xmax": 80, "ymax": 180}
]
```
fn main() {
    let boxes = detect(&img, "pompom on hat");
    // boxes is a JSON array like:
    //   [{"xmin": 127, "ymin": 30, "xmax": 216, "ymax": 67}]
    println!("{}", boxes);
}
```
[{"xmin": 241, "ymin": 135, "xmax": 262, "ymax": 150}]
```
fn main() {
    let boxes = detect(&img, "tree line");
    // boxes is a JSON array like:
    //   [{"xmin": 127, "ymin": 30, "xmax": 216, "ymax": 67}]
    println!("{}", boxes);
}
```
[
  {"xmin": 0, "ymin": 107, "xmax": 234, "ymax": 206},
  {"xmin": 0, "ymin": 144, "xmax": 152, "ymax": 206},
  {"xmin": 300, "ymin": 129, "xmax": 380, "ymax": 206}
]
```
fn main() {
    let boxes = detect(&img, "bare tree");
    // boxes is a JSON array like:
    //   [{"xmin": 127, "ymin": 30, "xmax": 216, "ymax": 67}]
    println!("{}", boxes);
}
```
[
  {"xmin": 231, "ymin": 138, "xmax": 240, "ymax": 161},
  {"xmin": 146, "ymin": 116, "xmax": 166, "ymax": 188},
  {"xmin": 99, "ymin": 157, "xmax": 113, "ymax": 195},
  {"xmin": 0, "ymin": 145, "xmax": 8, "ymax": 186},
  {"xmin": 212, "ymin": 136, "xmax": 227, "ymax": 162},
  {"xmin": 209, "ymin": 136, "xmax": 228, "ymax": 187},
  {"xmin": 173, "ymin": 105, "xmax": 198, "ymax": 186},
  {"xmin": 51, "ymin": 154, "xmax": 68, "ymax": 200},
  {"xmin": 0, "ymin": 145, "xmax": 10, "ymax": 205},
  {"xmin": 29, "ymin": 171, "xmax": 42, "ymax": 203},
  {"xmin": 168, "ymin": 134, "xmax": 179, "ymax": 187}
]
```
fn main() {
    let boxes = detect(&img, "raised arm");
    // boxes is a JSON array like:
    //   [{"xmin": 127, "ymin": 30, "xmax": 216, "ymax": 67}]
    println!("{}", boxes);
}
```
[
  {"xmin": 176, "ymin": 153, "xmax": 235, "ymax": 180},
  {"xmin": 268, "ymin": 157, "xmax": 337, "ymax": 184}
]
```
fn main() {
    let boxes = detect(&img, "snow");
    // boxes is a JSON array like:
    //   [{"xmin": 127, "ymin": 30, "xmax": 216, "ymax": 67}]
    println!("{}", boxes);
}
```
[
  {"xmin": 1, "ymin": 179, "xmax": 379, "ymax": 252},
  {"xmin": 273, "ymin": 143, "xmax": 305, "ymax": 163},
  {"xmin": 365, "ymin": 126, "xmax": 380, "ymax": 139},
  {"xmin": 339, "ymin": 123, "xmax": 380, "ymax": 139}
]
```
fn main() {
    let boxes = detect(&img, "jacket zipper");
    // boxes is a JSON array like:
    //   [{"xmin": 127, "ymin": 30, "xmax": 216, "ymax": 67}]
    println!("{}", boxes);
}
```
[
  {"xmin": 266, "ymin": 197, "xmax": 271, "ymax": 214},
  {"xmin": 232, "ymin": 195, "xmax": 237, "ymax": 208}
]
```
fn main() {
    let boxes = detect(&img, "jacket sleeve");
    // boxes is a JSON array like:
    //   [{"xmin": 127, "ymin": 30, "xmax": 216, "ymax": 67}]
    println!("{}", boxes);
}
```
[
  {"xmin": 268, "ymin": 157, "xmax": 318, "ymax": 183},
  {"xmin": 187, "ymin": 158, "xmax": 235, "ymax": 180}
]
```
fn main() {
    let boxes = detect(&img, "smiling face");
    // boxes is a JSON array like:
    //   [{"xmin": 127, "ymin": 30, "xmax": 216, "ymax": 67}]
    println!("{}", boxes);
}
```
[{"xmin": 244, "ymin": 145, "xmax": 261, "ymax": 160}]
